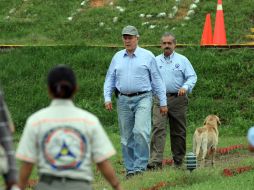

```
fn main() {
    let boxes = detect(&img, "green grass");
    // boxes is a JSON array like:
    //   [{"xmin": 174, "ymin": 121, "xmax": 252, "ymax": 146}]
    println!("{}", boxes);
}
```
[
  {"xmin": 0, "ymin": 46, "xmax": 253, "ymax": 189},
  {"xmin": 0, "ymin": 47, "xmax": 253, "ymax": 134},
  {"xmin": 16, "ymin": 132, "xmax": 252, "ymax": 190},
  {"xmin": 92, "ymin": 133, "xmax": 254, "ymax": 190},
  {"xmin": 0, "ymin": 0, "xmax": 253, "ymax": 45}
]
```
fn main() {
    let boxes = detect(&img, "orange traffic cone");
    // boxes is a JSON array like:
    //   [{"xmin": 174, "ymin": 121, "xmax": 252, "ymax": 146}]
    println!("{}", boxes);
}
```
[
  {"xmin": 200, "ymin": 13, "xmax": 213, "ymax": 45},
  {"xmin": 213, "ymin": 0, "xmax": 227, "ymax": 45}
]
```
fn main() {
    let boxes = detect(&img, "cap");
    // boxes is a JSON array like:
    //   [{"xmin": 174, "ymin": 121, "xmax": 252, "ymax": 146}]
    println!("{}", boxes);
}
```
[
  {"xmin": 247, "ymin": 126, "xmax": 254, "ymax": 146},
  {"xmin": 122, "ymin": 25, "xmax": 139, "ymax": 36}
]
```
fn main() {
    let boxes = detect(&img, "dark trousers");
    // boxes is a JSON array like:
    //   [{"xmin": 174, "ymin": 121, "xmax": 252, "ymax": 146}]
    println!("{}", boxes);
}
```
[
  {"xmin": 35, "ymin": 174, "xmax": 92, "ymax": 190},
  {"xmin": 149, "ymin": 95, "xmax": 188, "ymax": 165}
]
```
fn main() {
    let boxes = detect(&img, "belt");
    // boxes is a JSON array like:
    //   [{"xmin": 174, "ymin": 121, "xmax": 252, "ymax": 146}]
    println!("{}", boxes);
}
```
[
  {"xmin": 119, "ymin": 91, "xmax": 149, "ymax": 97},
  {"xmin": 40, "ymin": 174, "xmax": 90, "ymax": 183},
  {"xmin": 167, "ymin": 93, "xmax": 178, "ymax": 97}
]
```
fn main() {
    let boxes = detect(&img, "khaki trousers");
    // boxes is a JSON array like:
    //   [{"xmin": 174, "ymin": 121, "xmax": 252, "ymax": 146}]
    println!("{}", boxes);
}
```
[{"xmin": 149, "ymin": 95, "xmax": 188, "ymax": 165}]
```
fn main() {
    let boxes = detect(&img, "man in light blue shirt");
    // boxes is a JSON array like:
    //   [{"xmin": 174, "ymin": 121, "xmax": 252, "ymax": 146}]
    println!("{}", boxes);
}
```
[
  {"xmin": 148, "ymin": 32, "xmax": 197, "ymax": 170},
  {"xmin": 104, "ymin": 25, "xmax": 168, "ymax": 178}
]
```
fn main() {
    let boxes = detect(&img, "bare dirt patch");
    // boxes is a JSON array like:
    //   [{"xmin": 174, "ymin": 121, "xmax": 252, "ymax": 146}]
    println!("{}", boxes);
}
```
[
  {"xmin": 175, "ymin": 7, "xmax": 189, "ymax": 20},
  {"xmin": 90, "ymin": 0, "xmax": 113, "ymax": 7},
  {"xmin": 90, "ymin": 0, "xmax": 104, "ymax": 7}
]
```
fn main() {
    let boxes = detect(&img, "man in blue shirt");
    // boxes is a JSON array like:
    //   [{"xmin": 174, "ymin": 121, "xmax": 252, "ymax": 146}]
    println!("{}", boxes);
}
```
[
  {"xmin": 147, "ymin": 32, "xmax": 197, "ymax": 170},
  {"xmin": 104, "ymin": 25, "xmax": 168, "ymax": 178}
]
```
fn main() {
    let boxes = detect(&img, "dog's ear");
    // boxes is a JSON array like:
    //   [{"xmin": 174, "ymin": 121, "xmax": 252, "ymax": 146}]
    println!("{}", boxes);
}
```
[
  {"xmin": 216, "ymin": 116, "xmax": 221, "ymax": 125},
  {"xmin": 203, "ymin": 116, "xmax": 208, "ymax": 125}
]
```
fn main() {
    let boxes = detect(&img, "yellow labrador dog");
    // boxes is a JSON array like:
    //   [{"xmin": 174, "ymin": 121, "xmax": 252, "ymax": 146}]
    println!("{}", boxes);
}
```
[{"xmin": 193, "ymin": 115, "xmax": 221, "ymax": 167}]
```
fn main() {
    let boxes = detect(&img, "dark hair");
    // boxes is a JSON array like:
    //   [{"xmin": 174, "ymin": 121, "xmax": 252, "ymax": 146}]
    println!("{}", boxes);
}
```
[
  {"xmin": 47, "ymin": 65, "xmax": 77, "ymax": 99},
  {"xmin": 161, "ymin": 32, "xmax": 176, "ymax": 44}
]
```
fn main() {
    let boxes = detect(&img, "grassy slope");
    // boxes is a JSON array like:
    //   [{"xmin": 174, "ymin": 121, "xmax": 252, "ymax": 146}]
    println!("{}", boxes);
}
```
[
  {"xmin": 1, "ymin": 47, "xmax": 253, "ymax": 135},
  {"xmin": 0, "ymin": 0, "xmax": 253, "ymax": 45},
  {"xmin": 0, "ymin": 47, "xmax": 253, "ymax": 135},
  {"xmin": 0, "ymin": 46, "xmax": 253, "ymax": 135}
]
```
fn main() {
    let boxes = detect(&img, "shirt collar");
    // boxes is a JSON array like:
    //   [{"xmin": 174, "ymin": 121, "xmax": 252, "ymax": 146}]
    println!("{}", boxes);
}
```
[
  {"xmin": 123, "ymin": 46, "xmax": 139, "ymax": 57},
  {"xmin": 164, "ymin": 51, "xmax": 175, "ymax": 60},
  {"xmin": 50, "ymin": 99, "xmax": 75, "ymax": 107}
]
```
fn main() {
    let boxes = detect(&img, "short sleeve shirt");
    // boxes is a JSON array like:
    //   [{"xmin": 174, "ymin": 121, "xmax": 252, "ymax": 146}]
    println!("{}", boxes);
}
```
[{"xmin": 16, "ymin": 99, "xmax": 116, "ymax": 181}]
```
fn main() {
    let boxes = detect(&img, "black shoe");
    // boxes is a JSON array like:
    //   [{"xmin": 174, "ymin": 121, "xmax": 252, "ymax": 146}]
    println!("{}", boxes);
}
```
[
  {"xmin": 134, "ymin": 171, "xmax": 143, "ymax": 176},
  {"xmin": 126, "ymin": 173, "xmax": 135, "ymax": 180},
  {"xmin": 147, "ymin": 162, "xmax": 162, "ymax": 170},
  {"xmin": 173, "ymin": 160, "xmax": 183, "ymax": 170}
]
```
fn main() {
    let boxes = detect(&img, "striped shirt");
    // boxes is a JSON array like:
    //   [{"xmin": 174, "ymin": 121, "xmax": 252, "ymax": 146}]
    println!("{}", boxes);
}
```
[{"xmin": 0, "ymin": 90, "xmax": 17, "ymax": 183}]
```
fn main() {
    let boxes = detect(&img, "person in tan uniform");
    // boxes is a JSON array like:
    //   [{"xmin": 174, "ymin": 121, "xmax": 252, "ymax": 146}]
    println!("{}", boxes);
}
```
[{"xmin": 16, "ymin": 65, "xmax": 122, "ymax": 190}]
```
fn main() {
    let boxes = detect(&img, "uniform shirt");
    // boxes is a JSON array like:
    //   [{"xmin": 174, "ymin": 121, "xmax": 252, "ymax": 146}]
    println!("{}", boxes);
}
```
[
  {"xmin": 0, "ymin": 90, "xmax": 17, "ymax": 183},
  {"xmin": 16, "ymin": 99, "xmax": 116, "ymax": 182},
  {"xmin": 156, "ymin": 52, "xmax": 197, "ymax": 93},
  {"xmin": 104, "ymin": 46, "xmax": 167, "ymax": 106}
]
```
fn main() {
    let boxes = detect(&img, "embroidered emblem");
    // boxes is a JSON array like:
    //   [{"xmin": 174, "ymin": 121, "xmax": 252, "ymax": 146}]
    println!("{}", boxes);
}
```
[
  {"xmin": 42, "ymin": 127, "xmax": 87, "ymax": 170},
  {"xmin": 175, "ymin": 63, "xmax": 180, "ymax": 68}
]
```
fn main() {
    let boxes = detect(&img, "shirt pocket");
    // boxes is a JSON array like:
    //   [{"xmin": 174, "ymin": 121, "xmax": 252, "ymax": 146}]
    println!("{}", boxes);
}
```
[{"xmin": 172, "ymin": 68, "xmax": 183, "ymax": 77}]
